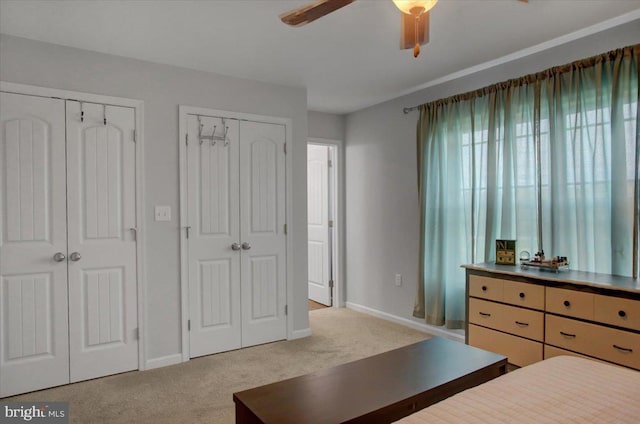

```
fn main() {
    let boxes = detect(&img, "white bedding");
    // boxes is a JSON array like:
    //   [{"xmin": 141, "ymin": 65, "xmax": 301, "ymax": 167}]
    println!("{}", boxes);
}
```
[{"xmin": 396, "ymin": 356, "xmax": 640, "ymax": 423}]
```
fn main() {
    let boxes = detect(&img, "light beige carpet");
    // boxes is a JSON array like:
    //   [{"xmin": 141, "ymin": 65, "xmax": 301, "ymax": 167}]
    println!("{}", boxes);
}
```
[{"xmin": 6, "ymin": 308, "xmax": 431, "ymax": 423}]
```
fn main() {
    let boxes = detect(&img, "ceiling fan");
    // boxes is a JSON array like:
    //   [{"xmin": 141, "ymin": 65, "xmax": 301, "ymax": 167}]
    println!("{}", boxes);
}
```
[{"xmin": 280, "ymin": 0, "xmax": 528, "ymax": 58}]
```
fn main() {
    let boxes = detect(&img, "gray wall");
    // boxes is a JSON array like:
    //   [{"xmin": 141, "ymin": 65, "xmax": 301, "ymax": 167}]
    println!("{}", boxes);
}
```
[
  {"xmin": 0, "ymin": 34, "xmax": 309, "ymax": 362},
  {"xmin": 308, "ymin": 111, "xmax": 345, "ymax": 142},
  {"xmin": 344, "ymin": 21, "xmax": 640, "ymax": 324}
]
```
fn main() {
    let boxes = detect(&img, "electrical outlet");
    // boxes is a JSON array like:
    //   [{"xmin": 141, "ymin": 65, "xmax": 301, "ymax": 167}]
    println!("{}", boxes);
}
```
[
  {"xmin": 395, "ymin": 274, "xmax": 402, "ymax": 287},
  {"xmin": 155, "ymin": 206, "xmax": 171, "ymax": 222}
]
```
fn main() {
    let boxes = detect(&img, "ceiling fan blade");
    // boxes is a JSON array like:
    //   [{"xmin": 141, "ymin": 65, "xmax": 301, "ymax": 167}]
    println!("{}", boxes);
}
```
[
  {"xmin": 280, "ymin": 0, "xmax": 356, "ymax": 27},
  {"xmin": 400, "ymin": 11, "xmax": 429, "ymax": 50}
]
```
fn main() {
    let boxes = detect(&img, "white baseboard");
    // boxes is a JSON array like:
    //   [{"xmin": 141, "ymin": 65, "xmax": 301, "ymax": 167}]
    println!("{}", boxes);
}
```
[
  {"xmin": 290, "ymin": 328, "xmax": 312, "ymax": 340},
  {"xmin": 345, "ymin": 302, "xmax": 465, "ymax": 343},
  {"xmin": 145, "ymin": 353, "xmax": 183, "ymax": 370}
]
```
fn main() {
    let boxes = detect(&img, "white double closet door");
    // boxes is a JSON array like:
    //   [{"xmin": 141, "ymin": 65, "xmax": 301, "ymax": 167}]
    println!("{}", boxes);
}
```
[
  {"xmin": 0, "ymin": 92, "xmax": 138, "ymax": 397},
  {"xmin": 186, "ymin": 114, "xmax": 287, "ymax": 358}
]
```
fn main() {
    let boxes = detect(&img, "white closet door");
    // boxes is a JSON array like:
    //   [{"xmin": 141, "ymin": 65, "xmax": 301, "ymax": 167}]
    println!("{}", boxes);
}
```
[
  {"xmin": 307, "ymin": 145, "xmax": 331, "ymax": 306},
  {"xmin": 187, "ymin": 115, "xmax": 242, "ymax": 357},
  {"xmin": 240, "ymin": 120, "xmax": 287, "ymax": 347},
  {"xmin": 65, "ymin": 101, "xmax": 138, "ymax": 382},
  {"xmin": 0, "ymin": 92, "xmax": 69, "ymax": 397}
]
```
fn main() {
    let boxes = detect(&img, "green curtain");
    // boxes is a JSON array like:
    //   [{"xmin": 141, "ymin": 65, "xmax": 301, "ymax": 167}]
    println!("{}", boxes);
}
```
[
  {"xmin": 414, "ymin": 45, "xmax": 639, "ymax": 329},
  {"xmin": 540, "ymin": 50, "xmax": 639, "ymax": 275}
]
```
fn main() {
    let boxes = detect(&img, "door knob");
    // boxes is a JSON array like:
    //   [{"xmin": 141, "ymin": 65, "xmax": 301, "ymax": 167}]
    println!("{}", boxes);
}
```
[
  {"xmin": 241, "ymin": 242, "xmax": 251, "ymax": 250},
  {"xmin": 70, "ymin": 252, "xmax": 82, "ymax": 262},
  {"xmin": 231, "ymin": 243, "xmax": 241, "ymax": 251},
  {"xmin": 53, "ymin": 252, "xmax": 66, "ymax": 262}
]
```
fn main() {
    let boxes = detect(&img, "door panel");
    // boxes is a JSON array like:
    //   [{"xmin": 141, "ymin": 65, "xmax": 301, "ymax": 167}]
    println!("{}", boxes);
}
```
[
  {"xmin": 307, "ymin": 144, "xmax": 331, "ymax": 305},
  {"xmin": 249, "ymin": 255, "xmax": 278, "ymax": 319},
  {"xmin": 240, "ymin": 120, "xmax": 287, "ymax": 347},
  {"xmin": 188, "ymin": 115, "xmax": 242, "ymax": 357},
  {"xmin": 66, "ymin": 101, "xmax": 138, "ymax": 382},
  {"xmin": 0, "ymin": 92, "xmax": 69, "ymax": 397}
]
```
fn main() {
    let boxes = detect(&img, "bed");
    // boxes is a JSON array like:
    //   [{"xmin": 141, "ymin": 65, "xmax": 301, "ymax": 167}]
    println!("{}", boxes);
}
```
[{"xmin": 396, "ymin": 355, "xmax": 640, "ymax": 423}]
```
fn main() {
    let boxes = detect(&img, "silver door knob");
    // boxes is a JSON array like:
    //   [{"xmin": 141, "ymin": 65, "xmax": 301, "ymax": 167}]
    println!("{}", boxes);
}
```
[
  {"xmin": 70, "ymin": 252, "xmax": 82, "ymax": 261},
  {"xmin": 231, "ymin": 243, "xmax": 241, "ymax": 251},
  {"xmin": 53, "ymin": 252, "xmax": 66, "ymax": 262},
  {"xmin": 241, "ymin": 242, "xmax": 251, "ymax": 250}
]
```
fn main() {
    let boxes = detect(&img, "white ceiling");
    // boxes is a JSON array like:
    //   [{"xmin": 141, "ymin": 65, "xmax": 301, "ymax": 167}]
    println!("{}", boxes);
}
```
[{"xmin": 1, "ymin": 0, "xmax": 639, "ymax": 114}]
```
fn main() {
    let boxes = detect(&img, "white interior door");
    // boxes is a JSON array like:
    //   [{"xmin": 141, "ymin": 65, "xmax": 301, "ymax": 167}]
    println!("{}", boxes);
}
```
[
  {"xmin": 239, "ymin": 120, "xmax": 287, "ymax": 347},
  {"xmin": 66, "ymin": 101, "xmax": 139, "ymax": 382},
  {"xmin": 0, "ymin": 92, "xmax": 70, "ymax": 397},
  {"xmin": 307, "ymin": 145, "xmax": 331, "ymax": 306},
  {"xmin": 187, "ymin": 115, "xmax": 242, "ymax": 357}
]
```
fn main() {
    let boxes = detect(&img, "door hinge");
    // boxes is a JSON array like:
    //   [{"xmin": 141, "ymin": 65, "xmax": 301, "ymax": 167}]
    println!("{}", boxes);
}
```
[
  {"xmin": 284, "ymin": 305, "xmax": 288, "ymax": 316},
  {"xmin": 329, "ymin": 279, "xmax": 334, "ymax": 289},
  {"xmin": 132, "ymin": 130, "xmax": 137, "ymax": 143},
  {"xmin": 328, "ymin": 159, "xmax": 332, "ymax": 167},
  {"xmin": 284, "ymin": 223, "xmax": 288, "ymax": 235},
  {"xmin": 185, "ymin": 226, "xmax": 191, "ymax": 239},
  {"xmin": 134, "ymin": 327, "xmax": 139, "ymax": 340},
  {"xmin": 188, "ymin": 320, "xmax": 191, "ymax": 331},
  {"xmin": 284, "ymin": 143, "xmax": 287, "ymax": 154},
  {"xmin": 329, "ymin": 220, "xmax": 334, "ymax": 228},
  {"xmin": 186, "ymin": 133, "xmax": 189, "ymax": 146}
]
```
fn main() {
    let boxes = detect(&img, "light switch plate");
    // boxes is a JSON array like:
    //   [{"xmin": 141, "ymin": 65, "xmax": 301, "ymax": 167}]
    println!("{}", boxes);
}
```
[
  {"xmin": 395, "ymin": 274, "xmax": 402, "ymax": 287},
  {"xmin": 155, "ymin": 206, "xmax": 171, "ymax": 222}
]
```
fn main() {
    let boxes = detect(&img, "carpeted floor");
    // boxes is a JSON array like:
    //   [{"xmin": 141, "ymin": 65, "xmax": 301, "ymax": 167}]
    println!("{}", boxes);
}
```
[{"xmin": 5, "ymin": 308, "xmax": 431, "ymax": 423}]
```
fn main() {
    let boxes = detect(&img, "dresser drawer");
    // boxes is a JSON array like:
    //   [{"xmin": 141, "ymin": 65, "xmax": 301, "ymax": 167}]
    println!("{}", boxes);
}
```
[
  {"xmin": 544, "ymin": 345, "xmax": 594, "ymax": 361},
  {"xmin": 546, "ymin": 287, "xmax": 594, "ymax": 320},
  {"xmin": 468, "ymin": 275, "xmax": 504, "ymax": 302},
  {"xmin": 545, "ymin": 315, "xmax": 640, "ymax": 370},
  {"xmin": 594, "ymin": 295, "xmax": 640, "ymax": 332},
  {"xmin": 468, "ymin": 324, "xmax": 543, "ymax": 367},
  {"xmin": 469, "ymin": 298, "xmax": 544, "ymax": 342},
  {"xmin": 544, "ymin": 345, "xmax": 618, "ymax": 367},
  {"xmin": 503, "ymin": 281, "xmax": 545, "ymax": 310}
]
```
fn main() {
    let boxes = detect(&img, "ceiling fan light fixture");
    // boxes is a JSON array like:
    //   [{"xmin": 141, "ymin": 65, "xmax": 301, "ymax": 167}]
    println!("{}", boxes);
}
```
[{"xmin": 392, "ymin": 0, "xmax": 438, "ymax": 16}]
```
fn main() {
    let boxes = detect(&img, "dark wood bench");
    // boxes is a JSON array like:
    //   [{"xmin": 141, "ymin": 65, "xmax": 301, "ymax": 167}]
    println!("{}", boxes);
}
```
[{"xmin": 233, "ymin": 336, "xmax": 507, "ymax": 423}]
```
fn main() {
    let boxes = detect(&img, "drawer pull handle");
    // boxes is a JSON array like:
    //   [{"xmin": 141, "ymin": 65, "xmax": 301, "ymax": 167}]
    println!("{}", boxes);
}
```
[
  {"xmin": 560, "ymin": 331, "xmax": 576, "ymax": 338},
  {"xmin": 479, "ymin": 312, "xmax": 491, "ymax": 317},
  {"xmin": 613, "ymin": 345, "xmax": 633, "ymax": 353},
  {"xmin": 482, "ymin": 286, "xmax": 487, "ymax": 292},
  {"xmin": 519, "ymin": 292, "xmax": 525, "ymax": 299},
  {"xmin": 563, "ymin": 300, "xmax": 571, "ymax": 308},
  {"xmin": 618, "ymin": 310, "xmax": 627, "ymax": 318},
  {"xmin": 515, "ymin": 321, "xmax": 529, "ymax": 327}
]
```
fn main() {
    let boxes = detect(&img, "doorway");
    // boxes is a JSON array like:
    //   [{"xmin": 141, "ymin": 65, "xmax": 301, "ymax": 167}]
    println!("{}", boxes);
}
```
[
  {"xmin": 179, "ymin": 105, "xmax": 292, "ymax": 360},
  {"xmin": 0, "ymin": 87, "xmax": 143, "ymax": 397},
  {"xmin": 307, "ymin": 141, "xmax": 341, "ymax": 308}
]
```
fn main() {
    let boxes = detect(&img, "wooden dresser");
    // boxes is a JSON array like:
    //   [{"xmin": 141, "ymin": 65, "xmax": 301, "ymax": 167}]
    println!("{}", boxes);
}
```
[{"xmin": 464, "ymin": 263, "xmax": 640, "ymax": 370}]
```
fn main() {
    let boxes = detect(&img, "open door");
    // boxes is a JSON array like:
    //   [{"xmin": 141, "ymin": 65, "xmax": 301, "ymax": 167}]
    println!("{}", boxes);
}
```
[{"xmin": 307, "ymin": 144, "xmax": 332, "ymax": 306}]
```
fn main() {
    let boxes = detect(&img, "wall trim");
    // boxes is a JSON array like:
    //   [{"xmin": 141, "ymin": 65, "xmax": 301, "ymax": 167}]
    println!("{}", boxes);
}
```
[
  {"xmin": 345, "ymin": 302, "xmax": 465, "ymax": 343},
  {"xmin": 145, "ymin": 354, "xmax": 183, "ymax": 370},
  {"xmin": 0, "ymin": 81, "xmax": 149, "ymax": 371},
  {"xmin": 360, "ymin": 9, "xmax": 640, "ymax": 113},
  {"xmin": 290, "ymin": 328, "xmax": 312, "ymax": 339}
]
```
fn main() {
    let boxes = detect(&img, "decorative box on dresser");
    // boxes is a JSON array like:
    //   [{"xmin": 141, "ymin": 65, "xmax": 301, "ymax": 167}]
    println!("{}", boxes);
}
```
[{"xmin": 464, "ymin": 263, "xmax": 640, "ymax": 370}]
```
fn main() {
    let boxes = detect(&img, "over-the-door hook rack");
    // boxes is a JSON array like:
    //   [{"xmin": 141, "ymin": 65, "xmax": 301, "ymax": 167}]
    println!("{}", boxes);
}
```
[{"xmin": 198, "ymin": 115, "xmax": 229, "ymax": 146}]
